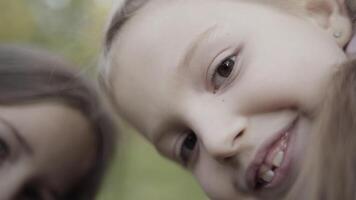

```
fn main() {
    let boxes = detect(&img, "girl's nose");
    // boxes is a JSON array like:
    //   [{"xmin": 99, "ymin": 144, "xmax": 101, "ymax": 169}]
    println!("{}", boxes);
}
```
[{"xmin": 194, "ymin": 116, "xmax": 248, "ymax": 160}]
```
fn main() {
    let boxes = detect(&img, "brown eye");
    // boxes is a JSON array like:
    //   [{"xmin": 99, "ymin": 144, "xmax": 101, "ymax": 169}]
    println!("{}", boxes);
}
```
[
  {"xmin": 179, "ymin": 132, "xmax": 197, "ymax": 166},
  {"xmin": 212, "ymin": 55, "xmax": 237, "ymax": 90},
  {"xmin": 217, "ymin": 56, "xmax": 235, "ymax": 77}
]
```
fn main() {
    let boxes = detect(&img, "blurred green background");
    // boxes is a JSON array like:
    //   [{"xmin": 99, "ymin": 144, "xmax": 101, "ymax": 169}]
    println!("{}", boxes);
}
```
[{"xmin": 0, "ymin": 0, "xmax": 206, "ymax": 199}]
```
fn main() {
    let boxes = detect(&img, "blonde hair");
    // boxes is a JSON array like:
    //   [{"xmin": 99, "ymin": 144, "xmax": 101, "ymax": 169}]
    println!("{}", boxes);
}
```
[{"xmin": 286, "ymin": 59, "xmax": 356, "ymax": 200}]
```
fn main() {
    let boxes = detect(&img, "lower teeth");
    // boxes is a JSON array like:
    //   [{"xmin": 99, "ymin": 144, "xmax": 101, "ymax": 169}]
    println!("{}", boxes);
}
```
[
  {"xmin": 261, "ymin": 170, "xmax": 274, "ymax": 182},
  {"xmin": 255, "ymin": 170, "xmax": 275, "ymax": 189}
]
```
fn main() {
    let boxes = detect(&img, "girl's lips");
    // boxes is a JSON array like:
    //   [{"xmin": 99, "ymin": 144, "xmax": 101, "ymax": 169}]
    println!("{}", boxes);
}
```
[{"xmin": 245, "ymin": 116, "xmax": 299, "ymax": 192}]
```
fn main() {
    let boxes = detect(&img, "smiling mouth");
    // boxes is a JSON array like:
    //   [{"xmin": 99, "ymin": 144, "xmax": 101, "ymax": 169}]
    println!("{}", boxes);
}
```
[{"xmin": 246, "ymin": 116, "xmax": 299, "ymax": 191}]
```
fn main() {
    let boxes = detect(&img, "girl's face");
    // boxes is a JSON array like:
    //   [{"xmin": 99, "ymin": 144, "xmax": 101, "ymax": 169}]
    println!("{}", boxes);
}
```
[
  {"xmin": 108, "ymin": 0, "xmax": 347, "ymax": 199},
  {"xmin": 0, "ymin": 102, "xmax": 96, "ymax": 199}
]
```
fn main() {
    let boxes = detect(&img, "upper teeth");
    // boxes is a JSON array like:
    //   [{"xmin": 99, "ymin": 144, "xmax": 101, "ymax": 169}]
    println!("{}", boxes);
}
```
[
  {"xmin": 272, "ymin": 151, "xmax": 284, "ymax": 167},
  {"xmin": 257, "ymin": 132, "xmax": 289, "ymax": 184}
]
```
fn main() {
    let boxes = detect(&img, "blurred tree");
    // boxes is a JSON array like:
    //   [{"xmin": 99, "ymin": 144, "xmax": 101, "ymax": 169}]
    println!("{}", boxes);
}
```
[
  {"xmin": 25, "ymin": 0, "xmax": 104, "ymax": 67},
  {"xmin": 0, "ymin": 0, "xmax": 107, "ymax": 69},
  {"xmin": 0, "ymin": 1, "xmax": 36, "ymax": 42}
]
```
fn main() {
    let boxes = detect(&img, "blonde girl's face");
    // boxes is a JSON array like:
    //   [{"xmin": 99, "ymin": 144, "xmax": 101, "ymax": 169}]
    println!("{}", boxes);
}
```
[
  {"xmin": 0, "ymin": 102, "xmax": 96, "ymax": 199},
  {"xmin": 108, "ymin": 0, "xmax": 347, "ymax": 199}
]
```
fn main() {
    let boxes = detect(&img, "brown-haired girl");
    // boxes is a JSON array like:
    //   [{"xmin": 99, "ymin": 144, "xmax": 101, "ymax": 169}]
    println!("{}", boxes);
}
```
[{"xmin": 0, "ymin": 45, "xmax": 116, "ymax": 200}]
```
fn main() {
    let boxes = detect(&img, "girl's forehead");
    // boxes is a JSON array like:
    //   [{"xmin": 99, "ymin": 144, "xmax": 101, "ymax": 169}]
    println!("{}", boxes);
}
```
[
  {"xmin": 109, "ymin": 0, "xmax": 296, "ymax": 86},
  {"xmin": 110, "ymin": 0, "xmax": 286, "ymax": 52}
]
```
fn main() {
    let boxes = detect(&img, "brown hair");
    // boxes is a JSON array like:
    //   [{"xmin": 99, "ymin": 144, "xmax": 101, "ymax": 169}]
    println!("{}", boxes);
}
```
[
  {"xmin": 0, "ymin": 45, "xmax": 117, "ymax": 200},
  {"xmin": 286, "ymin": 59, "xmax": 356, "ymax": 200},
  {"xmin": 347, "ymin": 0, "xmax": 356, "ymax": 21}
]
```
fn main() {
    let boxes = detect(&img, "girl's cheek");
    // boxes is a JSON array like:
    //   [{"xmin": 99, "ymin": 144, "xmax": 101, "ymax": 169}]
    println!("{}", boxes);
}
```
[{"xmin": 228, "ymin": 83, "xmax": 299, "ymax": 115}]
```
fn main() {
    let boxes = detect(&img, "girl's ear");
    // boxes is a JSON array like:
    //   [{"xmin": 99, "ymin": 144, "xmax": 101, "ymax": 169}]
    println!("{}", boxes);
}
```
[{"xmin": 302, "ymin": 0, "xmax": 353, "ymax": 47}]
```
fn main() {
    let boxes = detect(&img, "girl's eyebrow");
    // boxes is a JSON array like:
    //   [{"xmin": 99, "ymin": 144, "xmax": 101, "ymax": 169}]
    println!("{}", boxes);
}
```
[
  {"xmin": 179, "ymin": 25, "xmax": 218, "ymax": 70},
  {"xmin": 0, "ymin": 117, "xmax": 34, "ymax": 155}
]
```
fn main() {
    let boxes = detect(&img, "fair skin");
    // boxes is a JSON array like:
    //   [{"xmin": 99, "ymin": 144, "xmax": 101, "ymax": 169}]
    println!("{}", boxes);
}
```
[
  {"xmin": 0, "ymin": 102, "xmax": 96, "ymax": 199},
  {"xmin": 107, "ymin": 0, "xmax": 350, "ymax": 199}
]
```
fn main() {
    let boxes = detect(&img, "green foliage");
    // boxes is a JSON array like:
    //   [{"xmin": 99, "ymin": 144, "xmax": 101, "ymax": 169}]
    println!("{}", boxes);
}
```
[{"xmin": 0, "ymin": 0, "xmax": 35, "ymax": 42}]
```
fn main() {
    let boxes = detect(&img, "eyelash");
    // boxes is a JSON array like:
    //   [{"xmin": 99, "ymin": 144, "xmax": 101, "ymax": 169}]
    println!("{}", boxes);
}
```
[{"xmin": 178, "ymin": 131, "xmax": 198, "ymax": 166}]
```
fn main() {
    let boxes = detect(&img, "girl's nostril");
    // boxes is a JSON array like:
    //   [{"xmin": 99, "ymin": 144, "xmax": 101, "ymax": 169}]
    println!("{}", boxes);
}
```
[
  {"xmin": 234, "ymin": 129, "xmax": 245, "ymax": 140},
  {"xmin": 222, "ymin": 155, "xmax": 234, "ymax": 162}
]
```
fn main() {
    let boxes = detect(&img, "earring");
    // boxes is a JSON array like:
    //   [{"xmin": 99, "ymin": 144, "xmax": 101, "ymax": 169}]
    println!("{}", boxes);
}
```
[{"xmin": 333, "ymin": 31, "xmax": 342, "ymax": 38}]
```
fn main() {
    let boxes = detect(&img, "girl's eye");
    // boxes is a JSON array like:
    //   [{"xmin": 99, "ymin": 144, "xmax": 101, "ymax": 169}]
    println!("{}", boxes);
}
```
[
  {"xmin": 212, "ymin": 55, "xmax": 237, "ymax": 90},
  {"xmin": 179, "ymin": 132, "xmax": 197, "ymax": 166}
]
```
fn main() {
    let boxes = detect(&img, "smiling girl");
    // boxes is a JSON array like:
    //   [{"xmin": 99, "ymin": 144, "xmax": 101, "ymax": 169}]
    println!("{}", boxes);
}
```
[{"xmin": 100, "ymin": 0, "xmax": 354, "ymax": 199}]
